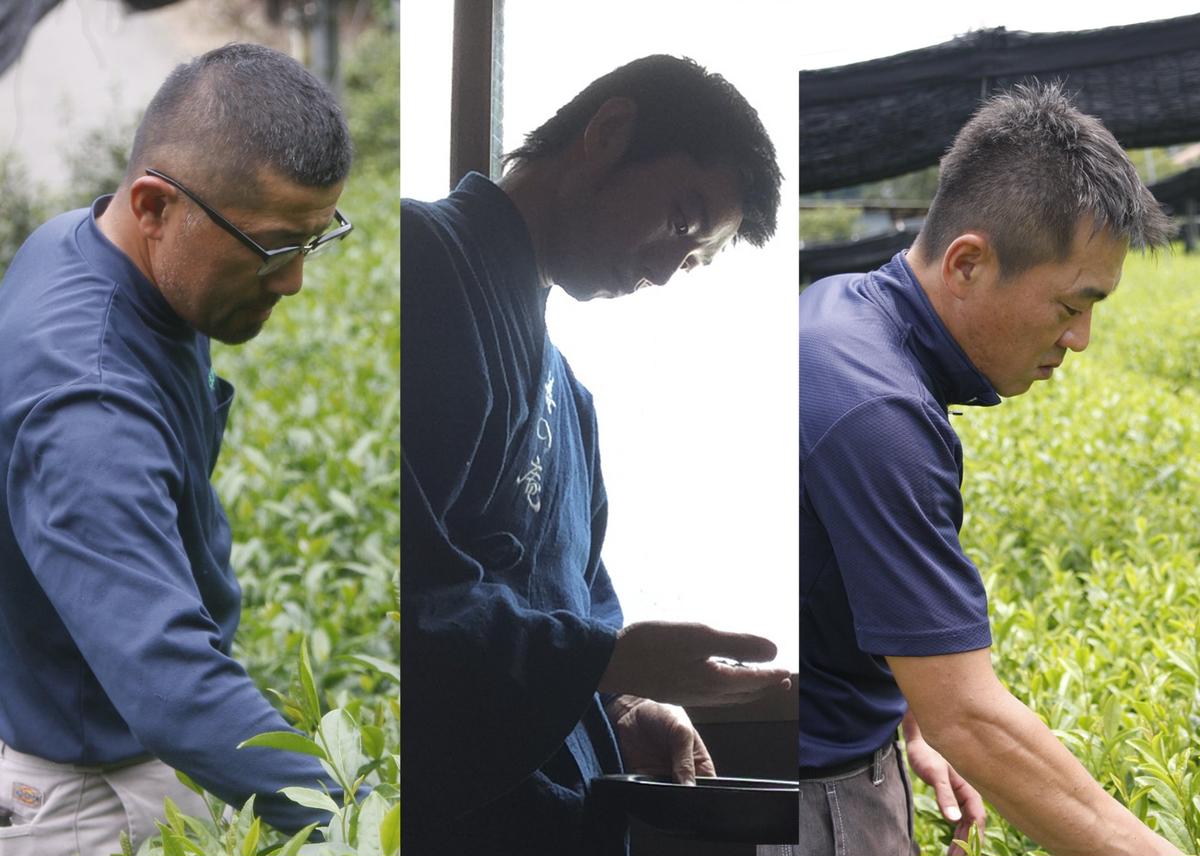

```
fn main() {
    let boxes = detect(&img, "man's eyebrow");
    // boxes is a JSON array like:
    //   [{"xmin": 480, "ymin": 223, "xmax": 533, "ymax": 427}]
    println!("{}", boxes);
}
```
[
  {"xmin": 1074, "ymin": 285, "xmax": 1116, "ymax": 302},
  {"xmin": 258, "ymin": 218, "xmax": 333, "ymax": 245}
]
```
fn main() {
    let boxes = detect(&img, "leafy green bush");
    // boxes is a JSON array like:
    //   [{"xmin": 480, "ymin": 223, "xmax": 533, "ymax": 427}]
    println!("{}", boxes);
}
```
[
  {"xmin": 342, "ymin": 27, "xmax": 400, "ymax": 173},
  {"xmin": 57, "ymin": 115, "xmax": 139, "ymax": 212},
  {"xmin": 798, "ymin": 205, "xmax": 862, "ymax": 245},
  {"xmin": 121, "ymin": 644, "xmax": 399, "ymax": 856},
  {"xmin": 0, "ymin": 155, "xmax": 50, "ymax": 277},
  {"xmin": 913, "ymin": 248, "xmax": 1200, "ymax": 855}
]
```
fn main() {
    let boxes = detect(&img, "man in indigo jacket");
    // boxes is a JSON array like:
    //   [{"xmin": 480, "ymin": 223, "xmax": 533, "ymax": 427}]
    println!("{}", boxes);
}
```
[
  {"xmin": 402, "ymin": 55, "xmax": 789, "ymax": 854},
  {"xmin": 0, "ymin": 44, "xmax": 355, "ymax": 852},
  {"xmin": 797, "ymin": 84, "xmax": 1179, "ymax": 855}
]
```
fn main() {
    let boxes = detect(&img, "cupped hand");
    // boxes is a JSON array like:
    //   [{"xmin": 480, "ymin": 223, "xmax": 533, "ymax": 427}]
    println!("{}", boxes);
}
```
[
  {"xmin": 598, "ymin": 620, "xmax": 792, "ymax": 707},
  {"xmin": 605, "ymin": 694, "xmax": 715, "ymax": 785}
]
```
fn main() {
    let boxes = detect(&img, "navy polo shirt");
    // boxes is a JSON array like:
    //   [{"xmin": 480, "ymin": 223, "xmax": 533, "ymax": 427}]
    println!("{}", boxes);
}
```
[{"xmin": 799, "ymin": 252, "xmax": 999, "ymax": 768}]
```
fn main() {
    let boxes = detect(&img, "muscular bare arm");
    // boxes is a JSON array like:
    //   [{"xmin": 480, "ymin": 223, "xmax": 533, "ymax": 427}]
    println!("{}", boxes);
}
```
[{"xmin": 888, "ymin": 649, "xmax": 1179, "ymax": 856}]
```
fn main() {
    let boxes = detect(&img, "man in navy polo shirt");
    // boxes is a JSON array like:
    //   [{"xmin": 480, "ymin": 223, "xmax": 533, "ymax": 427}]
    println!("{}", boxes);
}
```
[{"xmin": 797, "ymin": 83, "xmax": 1177, "ymax": 855}]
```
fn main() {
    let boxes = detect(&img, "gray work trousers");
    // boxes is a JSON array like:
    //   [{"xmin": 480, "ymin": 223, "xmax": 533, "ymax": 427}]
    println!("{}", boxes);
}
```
[
  {"xmin": 758, "ymin": 742, "xmax": 919, "ymax": 856},
  {"xmin": 0, "ymin": 738, "xmax": 210, "ymax": 856}
]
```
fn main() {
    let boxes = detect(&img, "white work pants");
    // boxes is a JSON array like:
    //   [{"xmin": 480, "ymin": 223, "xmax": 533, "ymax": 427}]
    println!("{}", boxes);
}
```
[{"xmin": 0, "ymin": 739, "xmax": 210, "ymax": 856}]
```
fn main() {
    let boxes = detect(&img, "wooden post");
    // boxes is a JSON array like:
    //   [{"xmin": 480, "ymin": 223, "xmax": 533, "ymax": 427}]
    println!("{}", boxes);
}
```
[{"xmin": 450, "ymin": 0, "xmax": 500, "ymax": 188}]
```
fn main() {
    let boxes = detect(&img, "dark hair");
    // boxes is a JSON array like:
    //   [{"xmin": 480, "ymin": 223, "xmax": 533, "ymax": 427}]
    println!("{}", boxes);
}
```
[
  {"xmin": 504, "ymin": 54, "xmax": 781, "ymax": 247},
  {"xmin": 127, "ymin": 42, "xmax": 352, "ymax": 199},
  {"xmin": 914, "ymin": 81, "xmax": 1173, "ymax": 275}
]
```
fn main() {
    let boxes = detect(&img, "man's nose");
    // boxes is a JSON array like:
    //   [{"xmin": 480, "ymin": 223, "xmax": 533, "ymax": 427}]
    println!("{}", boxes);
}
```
[
  {"xmin": 264, "ymin": 255, "xmax": 304, "ymax": 296},
  {"xmin": 645, "ymin": 247, "xmax": 698, "ymax": 288},
  {"xmin": 1058, "ymin": 309, "xmax": 1092, "ymax": 352}
]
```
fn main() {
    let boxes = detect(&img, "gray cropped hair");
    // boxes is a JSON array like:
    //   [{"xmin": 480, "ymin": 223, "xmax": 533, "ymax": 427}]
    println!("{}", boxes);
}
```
[
  {"xmin": 127, "ymin": 42, "xmax": 352, "ymax": 201},
  {"xmin": 914, "ymin": 82, "xmax": 1173, "ymax": 276}
]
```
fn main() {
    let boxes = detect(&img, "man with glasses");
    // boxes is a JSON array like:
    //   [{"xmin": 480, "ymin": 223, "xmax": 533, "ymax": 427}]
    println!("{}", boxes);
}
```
[{"xmin": 0, "ymin": 43, "xmax": 353, "ymax": 852}]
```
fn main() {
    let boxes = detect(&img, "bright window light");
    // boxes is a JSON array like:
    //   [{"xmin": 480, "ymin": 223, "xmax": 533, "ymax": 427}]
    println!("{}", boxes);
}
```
[{"xmin": 500, "ymin": 1, "xmax": 800, "ymax": 670}]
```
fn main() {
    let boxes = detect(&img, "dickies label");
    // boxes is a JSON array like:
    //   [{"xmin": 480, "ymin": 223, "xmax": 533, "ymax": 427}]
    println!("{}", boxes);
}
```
[{"xmin": 12, "ymin": 782, "xmax": 41, "ymax": 809}]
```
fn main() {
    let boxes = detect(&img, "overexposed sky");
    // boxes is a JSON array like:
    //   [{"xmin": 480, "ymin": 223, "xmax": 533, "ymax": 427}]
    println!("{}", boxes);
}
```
[{"xmin": 504, "ymin": 1, "xmax": 801, "ymax": 669}]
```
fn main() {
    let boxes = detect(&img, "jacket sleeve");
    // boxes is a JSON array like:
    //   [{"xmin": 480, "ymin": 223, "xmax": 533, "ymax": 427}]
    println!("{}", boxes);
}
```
[{"xmin": 6, "ymin": 385, "xmax": 348, "ymax": 833}]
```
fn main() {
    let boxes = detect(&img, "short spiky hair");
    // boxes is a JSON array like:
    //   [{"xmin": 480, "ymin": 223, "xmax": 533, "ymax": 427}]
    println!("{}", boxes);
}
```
[
  {"xmin": 504, "ymin": 54, "xmax": 781, "ymax": 247},
  {"xmin": 915, "ymin": 82, "xmax": 1172, "ymax": 276},
  {"xmin": 127, "ymin": 42, "xmax": 352, "ymax": 201}
]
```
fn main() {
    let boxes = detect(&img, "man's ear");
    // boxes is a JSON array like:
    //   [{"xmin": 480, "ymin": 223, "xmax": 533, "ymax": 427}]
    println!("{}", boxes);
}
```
[
  {"xmin": 941, "ymin": 232, "xmax": 999, "ymax": 300},
  {"xmin": 127, "ymin": 174, "xmax": 176, "ymax": 241},
  {"xmin": 581, "ymin": 96, "xmax": 636, "ymax": 172}
]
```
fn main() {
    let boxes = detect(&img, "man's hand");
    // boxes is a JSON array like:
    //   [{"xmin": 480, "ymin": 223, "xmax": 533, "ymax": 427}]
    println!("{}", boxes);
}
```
[
  {"xmin": 598, "ymin": 621, "xmax": 791, "ymax": 707},
  {"xmin": 902, "ymin": 710, "xmax": 985, "ymax": 856},
  {"xmin": 605, "ymin": 694, "xmax": 715, "ymax": 785}
]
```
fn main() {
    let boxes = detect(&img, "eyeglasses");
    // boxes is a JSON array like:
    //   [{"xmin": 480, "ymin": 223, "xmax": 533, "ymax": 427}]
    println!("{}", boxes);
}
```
[{"xmin": 145, "ymin": 168, "xmax": 352, "ymax": 276}]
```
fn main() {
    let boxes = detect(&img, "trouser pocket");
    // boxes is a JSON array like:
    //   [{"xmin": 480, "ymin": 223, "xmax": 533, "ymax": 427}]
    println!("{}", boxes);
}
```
[
  {"xmin": 796, "ymin": 743, "xmax": 916, "ymax": 856},
  {"xmin": 0, "ymin": 769, "xmax": 42, "ymax": 856},
  {"xmin": 0, "ymin": 744, "xmax": 207, "ymax": 856},
  {"xmin": 0, "ymin": 829, "xmax": 37, "ymax": 856},
  {"xmin": 0, "ymin": 765, "xmax": 49, "ymax": 828}
]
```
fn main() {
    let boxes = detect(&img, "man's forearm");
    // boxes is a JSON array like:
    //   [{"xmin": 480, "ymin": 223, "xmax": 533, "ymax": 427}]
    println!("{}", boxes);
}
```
[
  {"xmin": 929, "ymin": 692, "xmax": 1168, "ymax": 855},
  {"xmin": 891, "ymin": 651, "xmax": 1178, "ymax": 856}
]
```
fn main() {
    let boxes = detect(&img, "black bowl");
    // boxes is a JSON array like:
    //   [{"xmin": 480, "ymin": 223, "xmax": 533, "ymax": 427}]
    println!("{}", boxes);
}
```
[{"xmin": 591, "ymin": 774, "xmax": 799, "ymax": 843}]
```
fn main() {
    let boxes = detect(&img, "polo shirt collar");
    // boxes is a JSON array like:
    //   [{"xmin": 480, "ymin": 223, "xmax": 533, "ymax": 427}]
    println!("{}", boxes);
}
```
[{"xmin": 881, "ymin": 251, "xmax": 1000, "ymax": 408}]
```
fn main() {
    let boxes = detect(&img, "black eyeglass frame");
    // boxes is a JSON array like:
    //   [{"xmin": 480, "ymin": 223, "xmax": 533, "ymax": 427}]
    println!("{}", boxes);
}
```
[{"xmin": 144, "ymin": 168, "xmax": 352, "ymax": 276}]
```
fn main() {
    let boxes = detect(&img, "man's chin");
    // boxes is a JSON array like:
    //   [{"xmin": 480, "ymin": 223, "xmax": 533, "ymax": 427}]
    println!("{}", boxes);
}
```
[
  {"xmin": 997, "ymin": 378, "xmax": 1036, "ymax": 398},
  {"xmin": 560, "ymin": 283, "xmax": 624, "ymax": 301},
  {"xmin": 206, "ymin": 320, "xmax": 265, "ymax": 346}
]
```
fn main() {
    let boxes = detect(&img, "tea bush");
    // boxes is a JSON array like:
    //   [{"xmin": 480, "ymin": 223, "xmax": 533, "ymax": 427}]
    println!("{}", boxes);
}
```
[{"xmin": 913, "ymin": 248, "xmax": 1200, "ymax": 855}]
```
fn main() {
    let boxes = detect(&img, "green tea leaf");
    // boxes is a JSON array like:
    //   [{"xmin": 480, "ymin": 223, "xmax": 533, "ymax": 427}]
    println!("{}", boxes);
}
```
[
  {"xmin": 240, "ymin": 817, "xmax": 261, "ymax": 856},
  {"xmin": 298, "ymin": 637, "xmax": 322, "ymax": 727},
  {"xmin": 174, "ymin": 771, "xmax": 205, "ymax": 798},
  {"xmin": 280, "ymin": 787, "xmax": 340, "ymax": 814},
  {"xmin": 361, "ymin": 725, "xmax": 386, "ymax": 759},
  {"xmin": 380, "ymin": 803, "xmax": 400, "ymax": 856},
  {"xmin": 319, "ymin": 708, "xmax": 364, "ymax": 790},
  {"xmin": 341, "ymin": 654, "xmax": 400, "ymax": 684},
  {"xmin": 275, "ymin": 822, "xmax": 320, "ymax": 856},
  {"xmin": 239, "ymin": 731, "xmax": 327, "ymax": 760}
]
